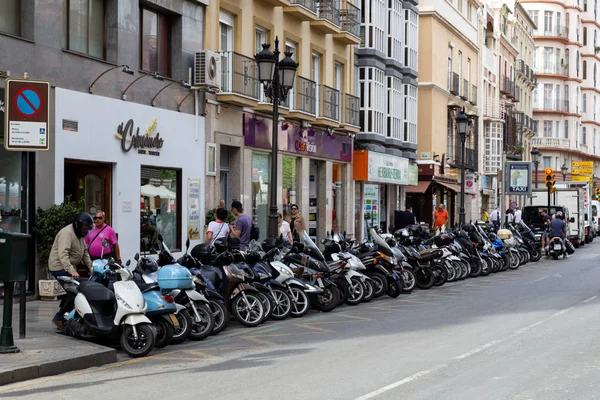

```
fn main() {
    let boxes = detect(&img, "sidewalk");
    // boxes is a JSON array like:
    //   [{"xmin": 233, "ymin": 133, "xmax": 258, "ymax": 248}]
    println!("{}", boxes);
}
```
[{"xmin": 0, "ymin": 300, "xmax": 117, "ymax": 386}]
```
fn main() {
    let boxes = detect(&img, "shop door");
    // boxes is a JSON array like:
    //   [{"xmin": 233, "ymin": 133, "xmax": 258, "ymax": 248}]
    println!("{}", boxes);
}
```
[
  {"xmin": 309, "ymin": 160, "xmax": 319, "ymax": 243},
  {"xmin": 64, "ymin": 161, "xmax": 111, "ymax": 223}
]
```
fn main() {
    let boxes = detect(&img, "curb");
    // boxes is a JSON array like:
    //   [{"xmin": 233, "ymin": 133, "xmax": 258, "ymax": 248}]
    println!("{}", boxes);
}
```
[{"xmin": 0, "ymin": 344, "xmax": 117, "ymax": 386}]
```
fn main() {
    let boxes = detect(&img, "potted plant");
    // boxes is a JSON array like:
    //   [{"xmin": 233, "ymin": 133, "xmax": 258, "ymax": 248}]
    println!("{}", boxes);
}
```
[
  {"xmin": 34, "ymin": 197, "xmax": 81, "ymax": 300},
  {"xmin": 512, "ymin": 145, "xmax": 524, "ymax": 155},
  {"xmin": 595, "ymin": 46, "xmax": 600, "ymax": 54}
]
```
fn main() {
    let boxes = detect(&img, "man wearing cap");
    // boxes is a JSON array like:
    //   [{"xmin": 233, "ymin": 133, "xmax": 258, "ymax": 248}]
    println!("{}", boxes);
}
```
[{"xmin": 230, "ymin": 201, "xmax": 253, "ymax": 250}]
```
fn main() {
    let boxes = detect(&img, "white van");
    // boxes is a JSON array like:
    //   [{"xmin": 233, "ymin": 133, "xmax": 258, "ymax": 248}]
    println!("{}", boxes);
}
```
[{"xmin": 592, "ymin": 200, "xmax": 600, "ymax": 237}]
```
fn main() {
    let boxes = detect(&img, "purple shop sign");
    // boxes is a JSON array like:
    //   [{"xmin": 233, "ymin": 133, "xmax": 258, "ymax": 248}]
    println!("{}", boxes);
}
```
[{"xmin": 243, "ymin": 114, "xmax": 353, "ymax": 162}]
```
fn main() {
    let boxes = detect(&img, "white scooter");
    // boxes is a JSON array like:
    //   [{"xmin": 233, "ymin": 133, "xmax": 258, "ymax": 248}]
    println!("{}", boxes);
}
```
[{"xmin": 59, "ymin": 239, "xmax": 156, "ymax": 358}]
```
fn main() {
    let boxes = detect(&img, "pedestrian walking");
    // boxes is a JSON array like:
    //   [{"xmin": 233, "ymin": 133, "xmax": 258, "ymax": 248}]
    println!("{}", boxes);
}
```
[
  {"xmin": 514, "ymin": 206, "xmax": 522, "ymax": 223},
  {"xmin": 287, "ymin": 204, "xmax": 306, "ymax": 242},
  {"xmin": 490, "ymin": 207, "xmax": 500, "ymax": 231}
]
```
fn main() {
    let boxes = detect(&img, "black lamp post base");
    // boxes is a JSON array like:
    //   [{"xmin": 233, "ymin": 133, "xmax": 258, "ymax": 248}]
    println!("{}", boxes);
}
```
[{"xmin": 0, "ymin": 327, "xmax": 19, "ymax": 354}]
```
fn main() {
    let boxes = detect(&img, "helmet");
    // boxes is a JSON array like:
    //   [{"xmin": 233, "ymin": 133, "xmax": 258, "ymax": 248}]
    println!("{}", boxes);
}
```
[
  {"xmin": 556, "ymin": 211, "xmax": 563, "ymax": 219},
  {"xmin": 73, "ymin": 212, "xmax": 93, "ymax": 238},
  {"xmin": 137, "ymin": 257, "xmax": 159, "ymax": 275}
]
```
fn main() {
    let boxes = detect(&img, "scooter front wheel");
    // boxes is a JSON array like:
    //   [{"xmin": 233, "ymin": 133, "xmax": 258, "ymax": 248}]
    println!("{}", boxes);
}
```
[
  {"xmin": 171, "ymin": 309, "xmax": 193, "ymax": 344},
  {"xmin": 232, "ymin": 293, "xmax": 264, "ymax": 327},
  {"xmin": 209, "ymin": 300, "xmax": 229, "ymax": 335},
  {"xmin": 121, "ymin": 323, "xmax": 155, "ymax": 358},
  {"xmin": 188, "ymin": 302, "xmax": 215, "ymax": 341}
]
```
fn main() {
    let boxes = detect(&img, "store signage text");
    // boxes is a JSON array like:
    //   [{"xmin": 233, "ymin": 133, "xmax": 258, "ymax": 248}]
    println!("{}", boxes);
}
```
[
  {"xmin": 378, "ymin": 167, "xmax": 402, "ymax": 180},
  {"xmin": 295, "ymin": 137, "xmax": 317, "ymax": 154},
  {"xmin": 367, "ymin": 151, "xmax": 409, "ymax": 185},
  {"xmin": 116, "ymin": 118, "xmax": 164, "ymax": 156}
]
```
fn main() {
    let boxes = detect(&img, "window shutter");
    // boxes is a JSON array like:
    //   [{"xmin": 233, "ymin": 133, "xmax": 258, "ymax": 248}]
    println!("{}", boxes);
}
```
[{"xmin": 219, "ymin": 10, "xmax": 234, "ymax": 26}]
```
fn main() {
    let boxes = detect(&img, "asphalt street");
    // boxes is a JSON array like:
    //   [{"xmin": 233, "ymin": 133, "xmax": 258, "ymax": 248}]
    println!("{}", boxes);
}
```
[{"xmin": 2, "ymin": 242, "xmax": 600, "ymax": 400}]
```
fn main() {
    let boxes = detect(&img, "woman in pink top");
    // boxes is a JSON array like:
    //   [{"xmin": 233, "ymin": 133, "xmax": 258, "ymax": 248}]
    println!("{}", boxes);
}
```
[{"xmin": 85, "ymin": 210, "xmax": 121, "ymax": 263}]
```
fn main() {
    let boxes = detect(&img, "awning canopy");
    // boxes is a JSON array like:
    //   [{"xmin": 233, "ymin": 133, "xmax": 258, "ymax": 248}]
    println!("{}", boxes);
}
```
[
  {"xmin": 434, "ymin": 180, "xmax": 462, "ymax": 193},
  {"xmin": 405, "ymin": 181, "xmax": 431, "ymax": 193},
  {"xmin": 141, "ymin": 184, "xmax": 176, "ymax": 199}
]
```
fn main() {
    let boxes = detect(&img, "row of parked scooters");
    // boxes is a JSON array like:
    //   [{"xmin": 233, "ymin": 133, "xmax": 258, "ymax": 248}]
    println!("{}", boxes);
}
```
[{"xmin": 56, "ymin": 220, "xmax": 546, "ymax": 358}]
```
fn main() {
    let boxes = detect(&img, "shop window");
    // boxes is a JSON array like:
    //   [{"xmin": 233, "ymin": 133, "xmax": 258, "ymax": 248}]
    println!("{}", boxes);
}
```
[
  {"xmin": 140, "ymin": 166, "xmax": 181, "ymax": 253},
  {"xmin": 206, "ymin": 143, "xmax": 217, "ymax": 176},
  {"xmin": 0, "ymin": 0, "xmax": 20, "ymax": 36},
  {"xmin": 0, "ymin": 146, "xmax": 23, "ymax": 233},
  {"xmin": 282, "ymin": 156, "xmax": 298, "ymax": 219},
  {"xmin": 251, "ymin": 153, "xmax": 270, "ymax": 242},
  {"xmin": 68, "ymin": 0, "xmax": 105, "ymax": 59},
  {"xmin": 141, "ymin": 7, "xmax": 171, "ymax": 77}
]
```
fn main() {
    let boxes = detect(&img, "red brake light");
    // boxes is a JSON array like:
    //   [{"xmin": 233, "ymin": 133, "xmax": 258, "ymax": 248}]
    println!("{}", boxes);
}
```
[{"xmin": 163, "ymin": 295, "xmax": 175, "ymax": 303}]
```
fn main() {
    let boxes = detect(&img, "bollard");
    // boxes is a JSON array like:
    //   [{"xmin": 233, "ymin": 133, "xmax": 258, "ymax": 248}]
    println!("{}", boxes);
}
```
[
  {"xmin": 0, "ymin": 282, "xmax": 20, "ymax": 353},
  {"xmin": 19, "ymin": 281, "xmax": 26, "ymax": 339}
]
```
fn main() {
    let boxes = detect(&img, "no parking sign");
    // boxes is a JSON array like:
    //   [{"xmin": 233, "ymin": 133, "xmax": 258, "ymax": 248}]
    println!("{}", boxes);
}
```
[{"xmin": 4, "ymin": 78, "xmax": 50, "ymax": 151}]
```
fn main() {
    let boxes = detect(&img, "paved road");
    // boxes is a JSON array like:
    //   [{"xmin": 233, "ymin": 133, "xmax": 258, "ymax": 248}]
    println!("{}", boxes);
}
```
[{"xmin": 1, "ymin": 243, "xmax": 600, "ymax": 400}]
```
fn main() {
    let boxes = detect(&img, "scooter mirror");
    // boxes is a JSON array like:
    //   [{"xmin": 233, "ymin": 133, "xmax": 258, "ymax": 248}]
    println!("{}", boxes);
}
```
[
  {"xmin": 158, "ymin": 234, "xmax": 164, "ymax": 242},
  {"xmin": 134, "ymin": 253, "xmax": 140, "ymax": 262},
  {"xmin": 186, "ymin": 238, "xmax": 190, "ymax": 250},
  {"xmin": 126, "ymin": 260, "xmax": 131, "ymax": 267}
]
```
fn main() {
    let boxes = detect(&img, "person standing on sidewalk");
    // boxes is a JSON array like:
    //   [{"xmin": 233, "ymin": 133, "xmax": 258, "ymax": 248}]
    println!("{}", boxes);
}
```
[
  {"xmin": 514, "ymin": 206, "xmax": 523, "ymax": 224},
  {"xmin": 230, "ymin": 201, "xmax": 253, "ymax": 250},
  {"xmin": 287, "ymin": 204, "xmax": 306, "ymax": 242},
  {"xmin": 432, "ymin": 204, "xmax": 449, "ymax": 233},
  {"xmin": 85, "ymin": 210, "xmax": 121, "ymax": 263},
  {"xmin": 48, "ymin": 212, "xmax": 94, "ymax": 330}
]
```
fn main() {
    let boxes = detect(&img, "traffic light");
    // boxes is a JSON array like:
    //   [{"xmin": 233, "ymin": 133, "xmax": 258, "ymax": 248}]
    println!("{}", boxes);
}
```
[
  {"xmin": 595, "ymin": 188, "xmax": 600, "ymax": 200},
  {"xmin": 545, "ymin": 168, "xmax": 555, "ymax": 191}
]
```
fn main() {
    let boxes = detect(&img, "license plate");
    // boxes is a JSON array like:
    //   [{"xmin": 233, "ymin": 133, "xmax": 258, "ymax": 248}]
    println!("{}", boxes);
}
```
[
  {"xmin": 553, "ymin": 244, "xmax": 561, "ymax": 250},
  {"xmin": 169, "ymin": 313, "xmax": 180, "ymax": 327}
]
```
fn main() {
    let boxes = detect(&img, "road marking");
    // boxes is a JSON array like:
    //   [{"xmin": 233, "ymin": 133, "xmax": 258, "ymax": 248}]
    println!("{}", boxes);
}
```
[
  {"xmin": 353, "ymin": 369, "xmax": 439, "ymax": 400},
  {"xmin": 582, "ymin": 295, "xmax": 598, "ymax": 303},
  {"xmin": 454, "ymin": 339, "xmax": 503, "ymax": 360}
]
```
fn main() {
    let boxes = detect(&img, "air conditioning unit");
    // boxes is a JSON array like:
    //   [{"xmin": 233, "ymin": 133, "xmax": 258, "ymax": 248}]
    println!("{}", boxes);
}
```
[{"xmin": 194, "ymin": 50, "xmax": 221, "ymax": 88}]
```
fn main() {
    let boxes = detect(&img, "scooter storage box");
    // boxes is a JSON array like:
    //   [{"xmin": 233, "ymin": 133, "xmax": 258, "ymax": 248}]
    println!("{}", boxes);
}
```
[
  {"xmin": 434, "ymin": 234, "xmax": 453, "ymax": 247},
  {"xmin": 157, "ymin": 265, "xmax": 193, "ymax": 290},
  {"xmin": 191, "ymin": 243, "xmax": 213, "ymax": 263},
  {"xmin": 497, "ymin": 229, "xmax": 512, "ymax": 240}
]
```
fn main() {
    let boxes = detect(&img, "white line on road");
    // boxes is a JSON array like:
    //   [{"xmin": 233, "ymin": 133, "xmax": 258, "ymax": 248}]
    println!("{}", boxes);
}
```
[{"xmin": 354, "ymin": 295, "xmax": 590, "ymax": 400}]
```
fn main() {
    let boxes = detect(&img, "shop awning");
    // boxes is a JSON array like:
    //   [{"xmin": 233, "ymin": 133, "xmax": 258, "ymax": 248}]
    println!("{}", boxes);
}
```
[
  {"xmin": 434, "ymin": 180, "xmax": 462, "ymax": 193},
  {"xmin": 405, "ymin": 181, "xmax": 431, "ymax": 193},
  {"xmin": 141, "ymin": 184, "xmax": 176, "ymax": 199}
]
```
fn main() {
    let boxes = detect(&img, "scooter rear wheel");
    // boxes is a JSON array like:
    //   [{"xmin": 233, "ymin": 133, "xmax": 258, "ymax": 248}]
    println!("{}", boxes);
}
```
[
  {"xmin": 188, "ymin": 302, "xmax": 215, "ymax": 341},
  {"xmin": 153, "ymin": 319, "xmax": 174, "ymax": 349},
  {"xmin": 289, "ymin": 287, "xmax": 310, "ymax": 318},
  {"xmin": 171, "ymin": 309, "xmax": 193, "ymax": 344},
  {"xmin": 232, "ymin": 293, "xmax": 264, "ymax": 327},
  {"xmin": 209, "ymin": 300, "xmax": 229, "ymax": 335},
  {"xmin": 121, "ymin": 323, "xmax": 155, "ymax": 358}
]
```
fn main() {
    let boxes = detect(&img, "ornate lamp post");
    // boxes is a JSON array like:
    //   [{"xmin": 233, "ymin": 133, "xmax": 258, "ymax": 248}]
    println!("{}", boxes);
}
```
[
  {"xmin": 561, "ymin": 163, "xmax": 568, "ymax": 181},
  {"xmin": 530, "ymin": 148, "xmax": 541, "ymax": 188},
  {"xmin": 456, "ymin": 109, "xmax": 471, "ymax": 225},
  {"xmin": 255, "ymin": 37, "xmax": 299, "ymax": 240}
]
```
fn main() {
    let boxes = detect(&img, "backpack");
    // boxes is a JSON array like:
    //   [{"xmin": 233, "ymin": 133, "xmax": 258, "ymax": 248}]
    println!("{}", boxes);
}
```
[{"xmin": 250, "ymin": 223, "xmax": 260, "ymax": 240}]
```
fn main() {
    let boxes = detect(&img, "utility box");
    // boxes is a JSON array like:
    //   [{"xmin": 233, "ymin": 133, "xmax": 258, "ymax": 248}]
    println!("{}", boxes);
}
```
[{"xmin": 0, "ymin": 232, "xmax": 31, "ymax": 282}]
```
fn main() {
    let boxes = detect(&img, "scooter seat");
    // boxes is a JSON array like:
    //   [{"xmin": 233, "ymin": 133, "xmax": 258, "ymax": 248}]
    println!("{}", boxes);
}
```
[
  {"xmin": 417, "ymin": 249, "xmax": 441, "ymax": 262},
  {"xmin": 77, "ymin": 281, "xmax": 115, "ymax": 302},
  {"xmin": 137, "ymin": 282, "xmax": 160, "ymax": 293}
]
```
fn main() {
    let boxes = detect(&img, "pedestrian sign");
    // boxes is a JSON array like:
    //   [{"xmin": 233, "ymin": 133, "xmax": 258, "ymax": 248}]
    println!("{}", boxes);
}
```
[
  {"xmin": 572, "ymin": 176, "xmax": 593, "ymax": 182},
  {"xmin": 572, "ymin": 167, "xmax": 593, "ymax": 175},
  {"xmin": 4, "ymin": 78, "xmax": 50, "ymax": 151},
  {"xmin": 572, "ymin": 161, "xmax": 593, "ymax": 168}
]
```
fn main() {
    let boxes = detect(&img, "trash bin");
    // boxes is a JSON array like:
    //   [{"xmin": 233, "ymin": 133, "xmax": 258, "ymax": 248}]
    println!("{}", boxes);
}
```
[{"xmin": 0, "ymin": 232, "xmax": 31, "ymax": 282}]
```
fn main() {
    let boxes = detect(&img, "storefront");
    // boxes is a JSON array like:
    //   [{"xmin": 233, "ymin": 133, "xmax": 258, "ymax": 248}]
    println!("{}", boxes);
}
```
[
  {"xmin": 52, "ymin": 88, "xmax": 206, "ymax": 259},
  {"xmin": 353, "ymin": 150, "xmax": 413, "ymax": 239},
  {"xmin": 243, "ymin": 114, "xmax": 354, "ymax": 243}
]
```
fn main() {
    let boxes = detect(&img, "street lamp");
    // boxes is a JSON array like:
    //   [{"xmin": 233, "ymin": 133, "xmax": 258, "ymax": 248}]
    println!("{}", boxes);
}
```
[
  {"xmin": 561, "ymin": 163, "xmax": 568, "ymax": 181},
  {"xmin": 456, "ymin": 109, "xmax": 471, "ymax": 225},
  {"xmin": 530, "ymin": 148, "xmax": 541, "ymax": 188},
  {"xmin": 255, "ymin": 37, "xmax": 299, "ymax": 241}
]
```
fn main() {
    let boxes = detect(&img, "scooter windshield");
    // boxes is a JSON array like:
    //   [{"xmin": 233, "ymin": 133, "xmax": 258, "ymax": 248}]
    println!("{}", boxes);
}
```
[
  {"xmin": 370, "ymin": 228, "xmax": 394, "ymax": 256},
  {"xmin": 300, "ymin": 231, "xmax": 326, "ymax": 262}
]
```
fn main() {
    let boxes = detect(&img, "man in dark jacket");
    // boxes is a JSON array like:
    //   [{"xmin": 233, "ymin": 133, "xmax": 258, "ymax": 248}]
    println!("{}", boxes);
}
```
[{"xmin": 395, "ymin": 205, "xmax": 417, "ymax": 230}]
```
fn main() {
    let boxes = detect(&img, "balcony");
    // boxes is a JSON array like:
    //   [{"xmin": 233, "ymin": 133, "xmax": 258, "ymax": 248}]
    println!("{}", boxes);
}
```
[
  {"xmin": 578, "ymin": 142, "xmax": 589, "ymax": 153},
  {"xmin": 516, "ymin": 59, "xmax": 537, "ymax": 85},
  {"xmin": 315, "ymin": 84, "xmax": 341, "ymax": 127},
  {"xmin": 333, "ymin": 1, "xmax": 361, "ymax": 45},
  {"xmin": 534, "ymin": 26, "xmax": 569, "ymax": 40},
  {"xmin": 287, "ymin": 76, "xmax": 318, "ymax": 121},
  {"xmin": 449, "ymin": 72, "xmax": 460, "ymax": 96},
  {"xmin": 539, "ymin": 62, "xmax": 569, "ymax": 77},
  {"xmin": 484, "ymin": 99, "xmax": 500, "ymax": 119},
  {"xmin": 284, "ymin": 0, "xmax": 318, "ymax": 21},
  {"xmin": 534, "ymin": 99, "xmax": 569, "ymax": 113},
  {"xmin": 500, "ymin": 76, "xmax": 515, "ymax": 99},
  {"xmin": 217, "ymin": 51, "xmax": 259, "ymax": 107},
  {"xmin": 531, "ymin": 137, "xmax": 571, "ymax": 150},
  {"xmin": 471, "ymin": 84, "xmax": 477, "ymax": 106},
  {"xmin": 461, "ymin": 79, "xmax": 469, "ymax": 101},
  {"xmin": 341, "ymin": 93, "xmax": 360, "ymax": 131},
  {"xmin": 261, "ymin": 0, "xmax": 291, "ymax": 5},
  {"xmin": 311, "ymin": 0, "xmax": 341, "ymax": 34}
]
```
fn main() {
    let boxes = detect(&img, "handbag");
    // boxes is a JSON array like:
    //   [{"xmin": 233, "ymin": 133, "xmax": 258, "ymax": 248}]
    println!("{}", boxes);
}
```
[{"xmin": 208, "ymin": 222, "xmax": 226, "ymax": 245}]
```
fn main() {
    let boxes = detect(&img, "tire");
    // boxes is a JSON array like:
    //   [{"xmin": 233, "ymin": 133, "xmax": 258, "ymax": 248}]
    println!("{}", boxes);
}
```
[
  {"xmin": 289, "ymin": 287, "xmax": 310, "ymax": 318},
  {"xmin": 509, "ymin": 252, "xmax": 520, "ymax": 269},
  {"xmin": 444, "ymin": 263, "xmax": 457, "ymax": 282},
  {"xmin": 346, "ymin": 277, "xmax": 366, "ymax": 305},
  {"xmin": 188, "ymin": 302, "xmax": 215, "ymax": 341},
  {"xmin": 469, "ymin": 259, "xmax": 482, "ymax": 277},
  {"xmin": 529, "ymin": 247, "xmax": 542, "ymax": 262},
  {"xmin": 415, "ymin": 268, "xmax": 435, "ymax": 289},
  {"xmin": 153, "ymin": 318, "xmax": 174, "ymax": 349},
  {"xmin": 369, "ymin": 272, "xmax": 388, "ymax": 297},
  {"xmin": 335, "ymin": 277, "xmax": 350, "ymax": 306},
  {"xmin": 501, "ymin": 254, "xmax": 511, "ymax": 271},
  {"xmin": 311, "ymin": 285, "xmax": 340, "ymax": 312},
  {"xmin": 574, "ymin": 241, "xmax": 580, "ymax": 248},
  {"xmin": 208, "ymin": 300, "xmax": 229, "ymax": 335},
  {"xmin": 552, "ymin": 252, "xmax": 559, "ymax": 260},
  {"xmin": 402, "ymin": 270, "xmax": 416, "ymax": 293},
  {"xmin": 232, "ymin": 293, "xmax": 264, "ymax": 327},
  {"xmin": 386, "ymin": 278, "xmax": 403, "ymax": 298},
  {"xmin": 121, "ymin": 324, "xmax": 155, "ymax": 358},
  {"xmin": 433, "ymin": 264, "xmax": 447, "ymax": 287},
  {"xmin": 256, "ymin": 292, "xmax": 273, "ymax": 324},
  {"xmin": 362, "ymin": 280, "xmax": 375, "ymax": 302},
  {"xmin": 171, "ymin": 309, "xmax": 193, "ymax": 344},
  {"xmin": 480, "ymin": 258, "xmax": 491, "ymax": 276},
  {"xmin": 270, "ymin": 288, "xmax": 292, "ymax": 320}
]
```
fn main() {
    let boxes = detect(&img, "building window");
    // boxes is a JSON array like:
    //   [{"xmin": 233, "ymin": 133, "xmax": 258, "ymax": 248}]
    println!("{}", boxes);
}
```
[
  {"xmin": 387, "ymin": 76, "xmax": 403, "ymax": 139},
  {"xmin": 467, "ymin": 3, "xmax": 473, "ymax": 21},
  {"xmin": 583, "ymin": 60, "xmax": 587, "ymax": 79},
  {"xmin": 251, "ymin": 152, "xmax": 270, "ymax": 243},
  {"xmin": 256, "ymin": 26, "xmax": 268, "ymax": 102},
  {"xmin": 529, "ymin": 10, "xmax": 539, "ymax": 28},
  {"xmin": 140, "ymin": 167, "xmax": 181, "ymax": 253},
  {"xmin": 484, "ymin": 122, "xmax": 502, "ymax": 174},
  {"xmin": 363, "ymin": 0, "xmax": 386, "ymax": 53},
  {"xmin": 584, "ymin": 27, "xmax": 588, "ymax": 45},
  {"xmin": 141, "ymin": 7, "xmax": 171, "ymax": 77},
  {"xmin": 332, "ymin": 163, "xmax": 346, "ymax": 233},
  {"xmin": 565, "ymin": 120, "xmax": 569, "ymax": 138},
  {"xmin": 359, "ymin": 67, "xmax": 386, "ymax": 135},
  {"xmin": 542, "ymin": 156, "xmax": 552, "ymax": 169},
  {"xmin": 544, "ymin": 11, "xmax": 553, "ymax": 34},
  {"xmin": 388, "ymin": 0, "xmax": 403, "ymax": 60},
  {"xmin": 583, "ymin": 127, "xmax": 587, "ymax": 144},
  {"xmin": 405, "ymin": 9, "xmax": 418, "ymax": 71},
  {"xmin": 68, "ymin": 0, "xmax": 105, "ymax": 59},
  {"xmin": 282, "ymin": 156, "xmax": 298, "ymax": 218},
  {"xmin": 448, "ymin": 46, "xmax": 453, "ymax": 91},
  {"xmin": 0, "ymin": 0, "xmax": 20, "ymax": 36},
  {"xmin": 403, "ymin": 84, "xmax": 417, "ymax": 144},
  {"xmin": 458, "ymin": 51, "xmax": 462, "ymax": 82},
  {"xmin": 543, "ymin": 120, "xmax": 553, "ymax": 137},
  {"xmin": 584, "ymin": 93, "xmax": 587, "ymax": 112}
]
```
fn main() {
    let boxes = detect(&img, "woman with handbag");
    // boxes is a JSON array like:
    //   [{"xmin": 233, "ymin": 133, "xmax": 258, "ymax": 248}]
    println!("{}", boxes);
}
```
[
  {"xmin": 85, "ymin": 210, "xmax": 121, "ymax": 264},
  {"xmin": 205, "ymin": 208, "xmax": 230, "ymax": 244}
]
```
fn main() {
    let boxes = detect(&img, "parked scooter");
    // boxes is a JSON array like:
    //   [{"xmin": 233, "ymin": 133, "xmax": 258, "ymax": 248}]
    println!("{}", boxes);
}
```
[
  {"xmin": 548, "ymin": 236, "xmax": 567, "ymax": 259},
  {"xmin": 59, "ymin": 242, "xmax": 156, "ymax": 357}
]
